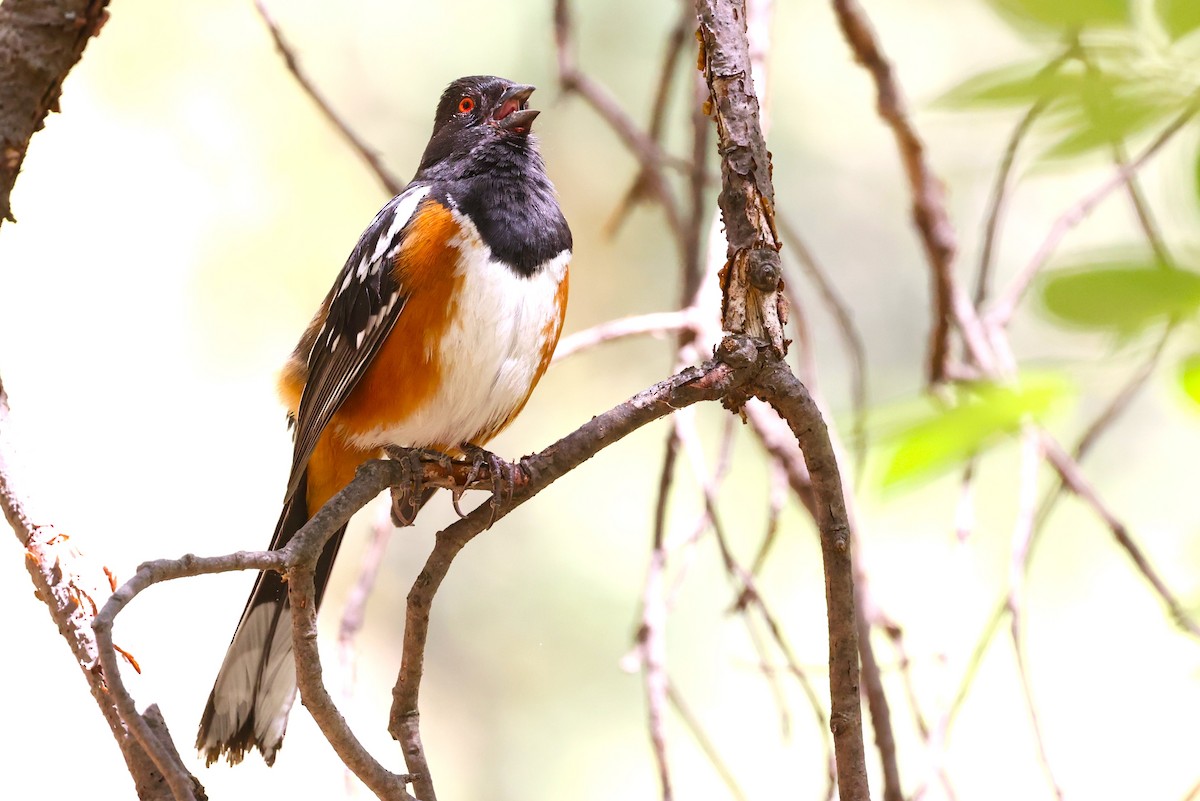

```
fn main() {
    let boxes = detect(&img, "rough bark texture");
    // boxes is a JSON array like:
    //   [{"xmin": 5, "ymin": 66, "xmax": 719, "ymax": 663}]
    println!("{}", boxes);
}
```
[
  {"xmin": 0, "ymin": 0, "xmax": 108, "ymax": 224},
  {"xmin": 696, "ymin": 1, "xmax": 869, "ymax": 797},
  {"xmin": 695, "ymin": 0, "xmax": 788, "ymax": 355},
  {"xmin": 753, "ymin": 361, "xmax": 869, "ymax": 801}
]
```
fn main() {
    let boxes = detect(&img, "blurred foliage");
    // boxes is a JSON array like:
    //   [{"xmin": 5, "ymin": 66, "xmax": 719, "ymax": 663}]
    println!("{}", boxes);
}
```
[
  {"xmin": 1039, "ymin": 257, "xmax": 1200, "ymax": 333},
  {"xmin": 1180, "ymin": 352, "xmax": 1200, "ymax": 403},
  {"xmin": 896, "ymin": 0, "xmax": 1200, "ymax": 492},
  {"xmin": 1156, "ymin": 0, "xmax": 1200, "ymax": 40},
  {"xmin": 984, "ymin": 0, "xmax": 1131, "ymax": 32},
  {"xmin": 877, "ymin": 374, "xmax": 1073, "ymax": 486}
]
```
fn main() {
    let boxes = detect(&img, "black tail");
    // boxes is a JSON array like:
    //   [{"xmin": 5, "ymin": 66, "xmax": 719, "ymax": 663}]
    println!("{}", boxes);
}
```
[{"xmin": 196, "ymin": 470, "xmax": 348, "ymax": 767}]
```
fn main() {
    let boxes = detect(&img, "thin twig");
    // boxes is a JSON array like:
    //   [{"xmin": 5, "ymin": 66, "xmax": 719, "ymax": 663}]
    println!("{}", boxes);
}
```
[
  {"xmin": 1115, "ymin": 137, "xmax": 1174, "ymax": 269},
  {"xmin": 974, "ymin": 100, "xmax": 1049, "ymax": 307},
  {"xmin": 1074, "ymin": 46, "xmax": 1176, "ymax": 271},
  {"xmin": 1040, "ymin": 433, "xmax": 1200, "ymax": 638},
  {"xmin": 973, "ymin": 45, "xmax": 1075, "ymax": 307},
  {"xmin": 830, "ymin": 0, "xmax": 958, "ymax": 382},
  {"xmin": 252, "ymin": 0, "xmax": 404, "ymax": 197},
  {"xmin": 608, "ymin": 0, "xmax": 695, "ymax": 234},
  {"xmin": 337, "ymin": 503, "xmax": 394, "ymax": 796},
  {"xmin": 552, "ymin": 310, "xmax": 704, "ymax": 363},
  {"xmin": 748, "ymin": 459, "xmax": 788, "ymax": 577},
  {"xmin": 1006, "ymin": 429, "xmax": 1064, "ymax": 800},
  {"xmin": 554, "ymin": 0, "xmax": 687, "ymax": 241},
  {"xmin": 988, "ymin": 94, "xmax": 1200, "ymax": 328},
  {"xmin": 667, "ymin": 682, "xmax": 751, "ymax": 801},
  {"xmin": 640, "ymin": 543, "xmax": 673, "ymax": 801},
  {"xmin": 743, "ymin": 613, "xmax": 793, "ymax": 739},
  {"xmin": 644, "ymin": 422, "xmax": 679, "ymax": 801},
  {"xmin": 857, "ymin": 607, "xmax": 903, "ymax": 801},
  {"xmin": 1074, "ymin": 331, "xmax": 1171, "ymax": 462}
]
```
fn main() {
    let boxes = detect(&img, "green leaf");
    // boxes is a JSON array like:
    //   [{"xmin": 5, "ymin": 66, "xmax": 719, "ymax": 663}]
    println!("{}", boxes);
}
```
[
  {"xmin": 1156, "ymin": 0, "xmax": 1200, "ymax": 40},
  {"xmin": 985, "ymin": 0, "xmax": 1131, "ymax": 31},
  {"xmin": 935, "ymin": 62, "xmax": 1071, "ymax": 109},
  {"xmin": 1194, "ymin": 145, "xmax": 1200, "ymax": 209},
  {"xmin": 1040, "ymin": 91, "xmax": 1177, "ymax": 158},
  {"xmin": 1180, "ymin": 354, "xmax": 1200, "ymax": 407},
  {"xmin": 881, "ymin": 374, "xmax": 1072, "ymax": 486},
  {"xmin": 1039, "ymin": 261, "xmax": 1200, "ymax": 333}
]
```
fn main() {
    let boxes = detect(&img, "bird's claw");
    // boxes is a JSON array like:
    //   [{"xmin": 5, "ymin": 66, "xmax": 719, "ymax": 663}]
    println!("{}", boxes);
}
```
[
  {"xmin": 388, "ymin": 447, "xmax": 452, "ymax": 527},
  {"xmin": 453, "ymin": 444, "xmax": 514, "ymax": 528}
]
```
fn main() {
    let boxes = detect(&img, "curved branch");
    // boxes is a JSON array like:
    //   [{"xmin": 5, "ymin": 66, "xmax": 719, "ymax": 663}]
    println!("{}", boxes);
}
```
[
  {"xmin": 752, "ymin": 360, "xmax": 868, "ymax": 800},
  {"xmin": 389, "ymin": 335, "xmax": 769, "ymax": 799},
  {"xmin": 694, "ymin": 2, "xmax": 866, "ymax": 797}
]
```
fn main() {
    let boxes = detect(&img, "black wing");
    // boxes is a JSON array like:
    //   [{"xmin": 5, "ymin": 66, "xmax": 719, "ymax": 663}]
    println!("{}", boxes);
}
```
[{"xmin": 284, "ymin": 183, "xmax": 434, "ymax": 500}]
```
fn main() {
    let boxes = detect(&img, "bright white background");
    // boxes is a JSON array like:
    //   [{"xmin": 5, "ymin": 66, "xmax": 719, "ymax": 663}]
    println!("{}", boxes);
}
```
[{"xmin": 1, "ymin": 1, "xmax": 1197, "ymax": 799}]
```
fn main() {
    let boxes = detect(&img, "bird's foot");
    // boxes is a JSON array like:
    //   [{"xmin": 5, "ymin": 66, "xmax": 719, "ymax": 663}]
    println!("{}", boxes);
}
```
[
  {"xmin": 452, "ymin": 444, "xmax": 515, "ymax": 528},
  {"xmin": 386, "ymin": 447, "xmax": 452, "ymax": 527}
]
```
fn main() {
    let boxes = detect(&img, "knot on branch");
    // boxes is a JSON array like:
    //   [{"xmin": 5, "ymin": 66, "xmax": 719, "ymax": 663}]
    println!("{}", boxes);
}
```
[
  {"xmin": 720, "ymin": 244, "xmax": 789, "ymax": 355},
  {"xmin": 696, "ymin": 3, "xmax": 788, "ymax": 355},
  {"xmin": 714, "ymin": 333, "xmax": 762, "ymax": 368},
  {"xmin": 746, "ymin": 246, "xmax": 781, "ymax": 292}
]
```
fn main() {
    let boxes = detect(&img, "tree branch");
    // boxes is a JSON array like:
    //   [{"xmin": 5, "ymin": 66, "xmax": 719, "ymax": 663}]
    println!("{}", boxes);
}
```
[
  {"xmin": 252, "ymin": 0, "xmax": 404, "ymax": 197},
  {"xmin": 389, "ymin": 335, "xmax": 770, "ymax": 799},
  {"xmin": 830, "ymin": 0, "xmax": 958, "ymax": 383},
  {"xmin": 987, "ymin": 95, "xmax": 1200, "ymax": 328},
  {"xmin": 695, "ymin": 0, "xmax": 788, "ymax": 355},
  {"xmin": 752, "ymin": 360, "xmax": 868, "ymax": 800},
  {"xmin": 0, "ymin": 0, "xmax": 109, "ymax": 225}
]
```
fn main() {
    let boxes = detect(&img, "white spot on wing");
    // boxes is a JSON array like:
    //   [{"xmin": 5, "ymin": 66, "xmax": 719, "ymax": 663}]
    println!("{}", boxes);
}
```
[{"xmin": 372, "ymin": 185, "xmax": 432, "ymax": 263}]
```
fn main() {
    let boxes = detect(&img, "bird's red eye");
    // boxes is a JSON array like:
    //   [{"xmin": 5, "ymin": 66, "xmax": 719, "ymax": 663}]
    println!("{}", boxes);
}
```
[{"xmin": 458, "ymin": 96, "xmax": 475, "ymax": 114}]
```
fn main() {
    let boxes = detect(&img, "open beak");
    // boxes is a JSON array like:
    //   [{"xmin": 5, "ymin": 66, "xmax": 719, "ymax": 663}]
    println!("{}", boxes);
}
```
[{"xmin": 492, "ymin": 84, "xmax": 539, "ymax": 134}]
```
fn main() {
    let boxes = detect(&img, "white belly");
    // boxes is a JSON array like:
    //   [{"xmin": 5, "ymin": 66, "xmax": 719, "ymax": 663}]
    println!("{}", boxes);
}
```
[{"xmin": 348, "ymin": 210, "xmax": 569, "ymax": 450}]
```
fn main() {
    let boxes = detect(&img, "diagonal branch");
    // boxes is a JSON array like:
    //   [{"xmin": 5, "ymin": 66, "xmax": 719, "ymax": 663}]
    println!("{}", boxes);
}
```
[
  {"xmin": 252, "ymin": 0, "xmax": 404, "ymax": 197},
  {"xmin": 389, "ymin": 335, "xmax": 770, "ymax": 799},
  {"xmin": 3, "ymin": 376, "xmax": 198, "ymax": 801},
  {"xmin": 987, "ymin": 95, "xmax": 1200, "ymax": 328},
  {"xmin": 830, "ymin": 0, "xmax": 958, "ymax": 383}
]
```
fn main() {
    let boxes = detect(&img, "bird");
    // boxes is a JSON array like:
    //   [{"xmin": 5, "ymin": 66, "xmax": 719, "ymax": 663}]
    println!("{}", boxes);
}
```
[{"xmin": 196, "ymin": 75, "xmax": 572, "ymax": 767}]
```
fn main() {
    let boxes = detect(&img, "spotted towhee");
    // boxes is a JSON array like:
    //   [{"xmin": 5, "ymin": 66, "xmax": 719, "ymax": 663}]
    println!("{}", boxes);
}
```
[{"xmin": 196, "ymin": 75, "xmax": 572, "ymax": 767}]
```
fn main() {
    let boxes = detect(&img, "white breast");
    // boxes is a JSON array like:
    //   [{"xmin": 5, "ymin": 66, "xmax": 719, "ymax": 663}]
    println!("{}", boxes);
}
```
[{"xmin": 348, "ymin": 209, "xmax": 568, "ymax": 451}]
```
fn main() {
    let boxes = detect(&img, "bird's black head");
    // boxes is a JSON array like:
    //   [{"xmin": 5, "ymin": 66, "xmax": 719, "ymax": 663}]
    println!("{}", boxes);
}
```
[{"xmin": 416, "ymin": 75, "xmax": 541, "ymax": 178}]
